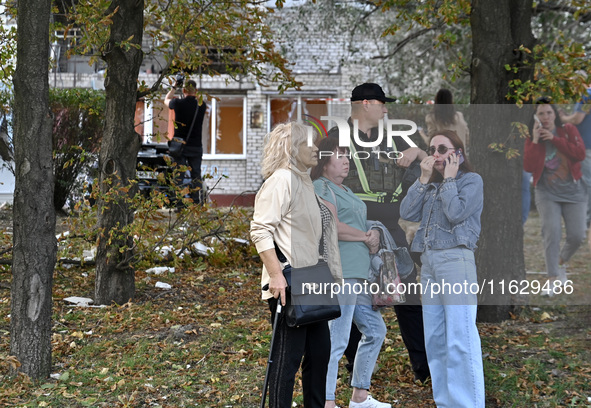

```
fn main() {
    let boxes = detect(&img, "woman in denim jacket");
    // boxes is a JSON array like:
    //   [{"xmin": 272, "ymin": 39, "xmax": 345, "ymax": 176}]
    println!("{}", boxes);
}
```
[{"xmin": 400, "ymin": 129, "xmax": 484, "ymax": 408}]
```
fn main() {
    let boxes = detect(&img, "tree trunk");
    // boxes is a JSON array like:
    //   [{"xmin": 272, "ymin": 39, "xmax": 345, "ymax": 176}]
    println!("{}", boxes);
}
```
[
  {"xmin": 10, "ymin": 0, "xmax": 56, "ymax": 378},
  {"xmin": 470, "ymin": 0, "xmax": 535, "ymax": 322},
  {"xmin": 94, "ymin": 0, "xmax": 144, "ymax": 305}
]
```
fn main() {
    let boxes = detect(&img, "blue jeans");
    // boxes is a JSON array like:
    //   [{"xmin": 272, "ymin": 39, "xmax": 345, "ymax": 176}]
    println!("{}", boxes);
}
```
[
  {"xmin": 325, "ymin": 279, "xmax": 387, "ymax": 401},
  {"xmin": 420, "ymin": 248, "xmax": 485, "ymax": 408},
  {"xmin": 581, "ymin": 149, "xmax": 591, "ymax": 227}
]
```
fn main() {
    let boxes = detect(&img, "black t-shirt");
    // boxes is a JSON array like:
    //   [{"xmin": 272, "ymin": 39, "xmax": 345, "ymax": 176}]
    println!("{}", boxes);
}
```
[{"xmin": 169, "ymin": 96, "xmax": 206, "ymax": 148}]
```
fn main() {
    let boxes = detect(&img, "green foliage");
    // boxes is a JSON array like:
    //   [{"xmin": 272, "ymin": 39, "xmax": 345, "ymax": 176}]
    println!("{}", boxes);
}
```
[
  {"xmin": 374, "ymin": 0, "xmax": 472, "ymax": 98},
  {"xmin": 49, "ymin": 0, "xmax": 301, "ymax": 297},
  {"xmin": 486, "ymin": 121, "xmax": 530, "ymax": 160},
  {"xmin": 0, "ymin": 7, "xmax": 17, "ymax": 164},
  {"xmin": 507, "ymin": 41, "xmax": 589, "ymax": 105},
  {"xmin": 50, "ymin": 88, "xmax": 105, "ymax": 211},
  {"xmin": 492, "ymin": 2, "xmax": 591, "ymax": 104},
  {"xmin": 62, "ymin": 164, "xmax": 252, "ymax": 272},
  {"xmin": 55, "ymin": 0, "xmax": 300, "ymax": 100},
  {"xmin": 1, "ymin": 215, "xmax": 591, "ymax": 406},
  {"xmin": 0, "ymin": 13, "xmax": 16, "ymax": 113},
  {"xmin": 370, "ymin": 0, "xmax": 590, "ymax": 102}
]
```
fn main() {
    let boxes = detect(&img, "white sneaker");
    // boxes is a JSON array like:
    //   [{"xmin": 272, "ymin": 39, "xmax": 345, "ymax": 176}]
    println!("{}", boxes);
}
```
[
  {"xmin": 541, "ymin": 280, "xmax": 562, "ymax": 297},
  {"xmin": 541, "ymin": 287, "xmax": 555, "ymax": 297},
  {"xmin": 349, "ymin": 395, "xmax": 391, "ymax": 408},
  {"xmin": 558, "ymin": 265, "xmax": 568, "ymax": 284}
]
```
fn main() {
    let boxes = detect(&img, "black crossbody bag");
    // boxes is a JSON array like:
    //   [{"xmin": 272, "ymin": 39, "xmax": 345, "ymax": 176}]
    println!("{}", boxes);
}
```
[{"xmin": 274, "ymin": 206, "xmax": 341, "ymax": 327}]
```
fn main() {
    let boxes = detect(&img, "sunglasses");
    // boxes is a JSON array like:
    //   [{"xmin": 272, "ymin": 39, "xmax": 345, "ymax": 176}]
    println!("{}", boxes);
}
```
[{"xmin": 426, "ymin": 145, "xmax": 455, "ymax": 156}]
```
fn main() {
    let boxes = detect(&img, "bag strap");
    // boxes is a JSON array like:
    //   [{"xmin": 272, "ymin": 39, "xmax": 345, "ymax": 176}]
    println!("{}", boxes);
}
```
[
  {"xmin": 274, "ymin": 195, "xmax": 326, "ymax": 264},
  {"xmin": 183, "ymin": 99, "xmax": 201, "ymax": 144},
  {"xmin": 315, "ymin": 195, "xmax": 328, "ymax": 258},
  {"xmin": 274, "ymin": 241, "xmax": 288, "ymax": 263}
]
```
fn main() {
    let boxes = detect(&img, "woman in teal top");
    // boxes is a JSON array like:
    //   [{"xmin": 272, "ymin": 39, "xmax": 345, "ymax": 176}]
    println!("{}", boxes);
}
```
[
  {"xmin": 314, "ymin": 172, "xmax": 371, "ymax": 280},
  {"xmin": 311, "ymin": 137, "xmax": 392, "ymax": 408}
]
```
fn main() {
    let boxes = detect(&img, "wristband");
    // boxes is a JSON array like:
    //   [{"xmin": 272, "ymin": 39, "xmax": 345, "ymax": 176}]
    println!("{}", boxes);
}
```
[{"xmin": 442, "ymin": 177, "xmax": 455, "ymax": 184}]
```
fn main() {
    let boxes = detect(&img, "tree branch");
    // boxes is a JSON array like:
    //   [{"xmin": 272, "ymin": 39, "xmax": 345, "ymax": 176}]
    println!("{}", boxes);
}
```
[
  {"xmin": 371, "ymin": 26, "xmax": 436, "ymax": 60},
  {"xmin": 533, "ymin": 2, "xmax": 591, "ymax": 23},
  {"xmin": 137, "ymin": 0, "xmax": 216, "ymax": 99}
]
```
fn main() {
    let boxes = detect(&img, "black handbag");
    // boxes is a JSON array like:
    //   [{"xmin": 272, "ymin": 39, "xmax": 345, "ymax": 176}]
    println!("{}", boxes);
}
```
[
  {"xmin": 282, "ymin": 261, "xmax": 341, "ymax": 327},
  {"xmin": 273, "ymin": 200, "xmax": 341, "ymax": 327},
  {"xmin": 168, "ymin": 137, "xmax": 185, "ymax": 159}
]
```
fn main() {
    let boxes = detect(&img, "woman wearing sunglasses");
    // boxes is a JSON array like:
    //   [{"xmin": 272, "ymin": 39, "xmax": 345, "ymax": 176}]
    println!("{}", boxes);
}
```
[{"xmin": 400, "ymin": 129, "xmax": 484, "ymax": 408}]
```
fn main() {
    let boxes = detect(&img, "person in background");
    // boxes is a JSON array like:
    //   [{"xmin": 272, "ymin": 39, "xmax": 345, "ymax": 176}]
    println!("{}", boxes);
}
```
[
  {"xmin": 524, "ymin": 99, "xmax": 587, "ymax": 296},
  {"xmin": 560, "ymin": 70, "xmax": 591, "ymax": 228},
  {"xmin": 250, "ymin": 122, "xmax": 342, "ymax": 408},
  {"xmin": 164, "ymin": 77, "xmax": 207, "ymax": 204},
  {"xmin": 328, "ymin": 83, "xmax": 430, "ymax": 384},
  {"xmin": 311, "ymin": 137, "xmax": 390, "ymax": 408},
  {"xmin": 419, "ymin": 88, "xmax": 470, "ymax": 149},
  {"xmin": 401, "ymin": 129, "xmax": 485, "ymax": 408}
]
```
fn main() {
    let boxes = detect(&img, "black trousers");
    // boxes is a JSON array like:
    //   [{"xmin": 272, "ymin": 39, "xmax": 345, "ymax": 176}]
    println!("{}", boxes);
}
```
[
  {"xmin": 346, "ymin": 201, "xmax": 430, "ymax": 381},
  {"xmin": 176, "ymin": 153, "xmax": 203, "ymax": 204},
  {"xmin": 267, "ymin": 298, "xmax": 331, "ymax": 408}
]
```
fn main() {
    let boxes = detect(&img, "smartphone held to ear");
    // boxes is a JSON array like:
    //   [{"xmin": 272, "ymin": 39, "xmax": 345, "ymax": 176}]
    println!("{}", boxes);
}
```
[
  {"xmin": 534, "ymin": 115, "xmax": 542, "ymax": 127},
  {"xmin": 443, "ymin": 149, "xmax": 464, "ymax": 167}
]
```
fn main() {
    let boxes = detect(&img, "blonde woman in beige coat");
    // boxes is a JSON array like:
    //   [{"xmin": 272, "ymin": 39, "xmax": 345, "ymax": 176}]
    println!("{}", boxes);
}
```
[{"xmin": 251, "ymin": 122, "xmax": 342, "ymax": 408}]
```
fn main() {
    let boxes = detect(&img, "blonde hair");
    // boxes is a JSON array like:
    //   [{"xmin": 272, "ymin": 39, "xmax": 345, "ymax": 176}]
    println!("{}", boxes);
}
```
[{"xmin": 260, "ymin": 122, "xmax": 315, "ymax": 179}]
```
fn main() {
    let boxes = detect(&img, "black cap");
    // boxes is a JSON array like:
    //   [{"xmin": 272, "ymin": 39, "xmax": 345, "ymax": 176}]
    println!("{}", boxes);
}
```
[{"xmin": 351, "ymin": 83, "xmax": 396, "ymax": 103}]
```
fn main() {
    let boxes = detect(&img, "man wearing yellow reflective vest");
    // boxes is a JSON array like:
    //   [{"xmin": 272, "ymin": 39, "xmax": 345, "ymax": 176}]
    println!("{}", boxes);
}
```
[{"xmin": 327, "ymin": 83, "xmax": 430, "ymax": 383}]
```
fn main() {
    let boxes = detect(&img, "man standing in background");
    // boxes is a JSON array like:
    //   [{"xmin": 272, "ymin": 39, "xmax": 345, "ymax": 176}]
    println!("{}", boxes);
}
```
[{"xmin": 165, "ymin": 76, "xmax": 207, "ymax": 205}]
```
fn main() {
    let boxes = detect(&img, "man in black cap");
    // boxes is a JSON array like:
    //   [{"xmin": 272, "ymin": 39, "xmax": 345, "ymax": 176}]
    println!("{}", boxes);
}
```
[
  {"xmin": 328, "ymin": 82, "xmax": 431, "ymax": 383},
  {"xmin": 351, "ymin": 82, "xmax": 397, "ymax": 103}
]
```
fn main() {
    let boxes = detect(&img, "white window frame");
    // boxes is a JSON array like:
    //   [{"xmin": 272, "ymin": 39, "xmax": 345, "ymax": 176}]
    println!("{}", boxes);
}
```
[
  {"xmin": 138, "ymin": 99, "xmax": 164, "ymax": 144},
  {"xmin": 143, "ymin": 101, "xmax": 154, "ymax": 142},
  {"xmin": 203, "ymin": 95, "xmax": 247, "ymax": 160},
  {"xmin": 139, "ymin": 95, "xmax": 247, "ymax": 159}
]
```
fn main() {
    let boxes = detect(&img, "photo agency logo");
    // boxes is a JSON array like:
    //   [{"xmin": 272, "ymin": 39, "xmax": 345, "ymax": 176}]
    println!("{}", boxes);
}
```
[
  {"xmin": 303, "ymin": 114, "xmax": 328, "ymax": 139},
  {"xmin": 304, "ymin": 115, "xmax": 418, "ymax": 160}
]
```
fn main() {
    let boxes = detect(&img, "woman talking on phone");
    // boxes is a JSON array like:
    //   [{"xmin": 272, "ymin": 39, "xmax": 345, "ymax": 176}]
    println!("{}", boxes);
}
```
[
  {"xmin": 524, "ymin": 99, "xmax": 587, "ymax": 295},
  {"xmin": 400, "ymin": 129, "xmax": 485, "ymax": 408}
]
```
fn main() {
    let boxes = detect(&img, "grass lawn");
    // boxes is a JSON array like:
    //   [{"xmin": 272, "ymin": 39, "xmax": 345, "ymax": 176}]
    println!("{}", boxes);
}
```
[{"xmin": 0, "ymin": 208, "xmax": 589, "ymax": 407}]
